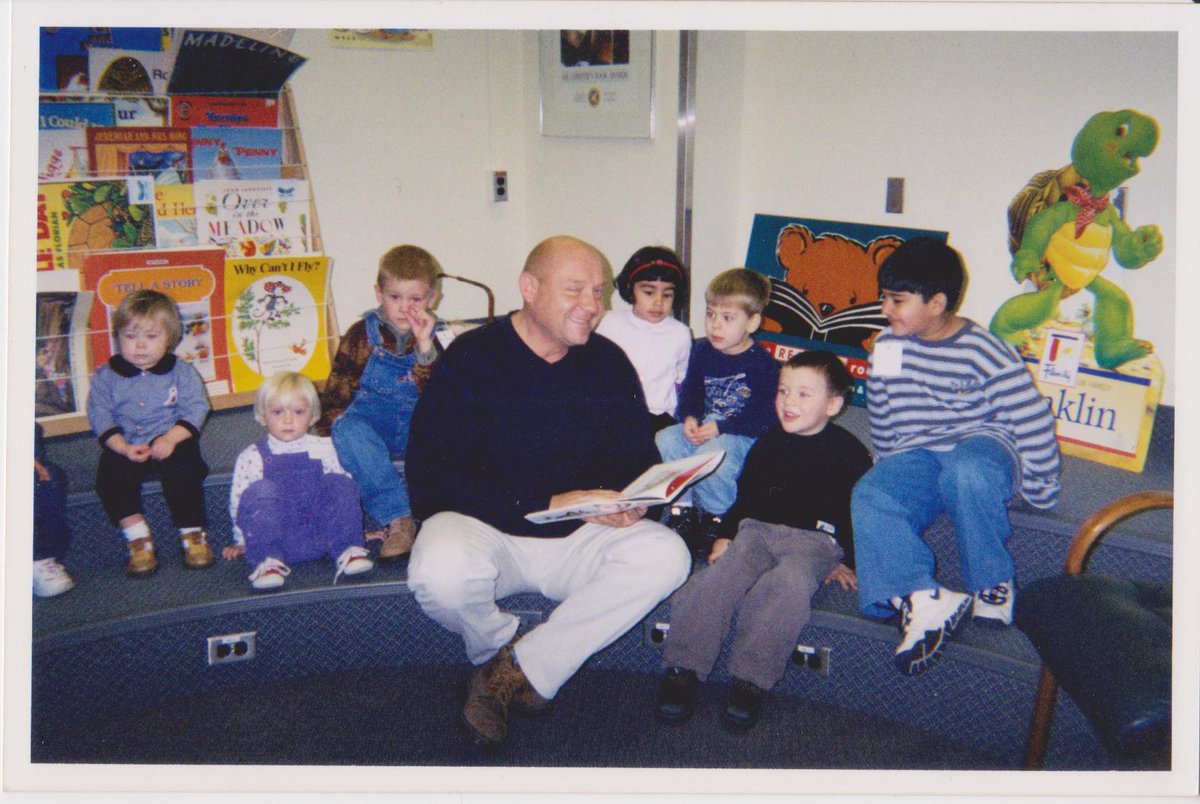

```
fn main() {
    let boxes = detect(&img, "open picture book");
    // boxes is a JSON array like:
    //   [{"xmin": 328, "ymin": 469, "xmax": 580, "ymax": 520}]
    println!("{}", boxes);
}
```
[{"xmin": 525, "ymin": 450, "xmax": 726, "ymax": 525}]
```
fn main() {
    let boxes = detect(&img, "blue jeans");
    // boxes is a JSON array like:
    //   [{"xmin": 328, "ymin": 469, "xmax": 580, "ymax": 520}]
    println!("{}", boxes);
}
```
[
  {"xmin": 332, "ymin": 391, "xmax": 415, "ymax": 526},
  {"xmin": 655, "ymin": 424, "xmax": 755, "ymax": 515},
  {"xmin": 851, "ymin": 436, "xmax": 1018, "ymax": 619}
]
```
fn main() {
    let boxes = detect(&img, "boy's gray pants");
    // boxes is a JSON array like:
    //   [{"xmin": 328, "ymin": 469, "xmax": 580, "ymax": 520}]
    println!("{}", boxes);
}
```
[{"xmin": 662, "ymin": 519, "xmax": 842, "ymax": 691}]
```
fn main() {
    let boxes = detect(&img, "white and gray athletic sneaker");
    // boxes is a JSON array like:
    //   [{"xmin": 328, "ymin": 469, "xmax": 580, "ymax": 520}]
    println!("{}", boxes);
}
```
[
  {"xmin": 973, "ymin": 580, "xmax": 1015, "ymax": 627},
  {"xmin": 892, "ymin": 588, "xmax": 973, "ymax": 676}
]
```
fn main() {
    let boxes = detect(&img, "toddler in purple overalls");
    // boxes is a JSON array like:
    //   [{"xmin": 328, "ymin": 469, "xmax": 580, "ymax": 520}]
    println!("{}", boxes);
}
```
[{"xmin": 226, "ymin": 372, "xmax": 372, "ymax": 590}]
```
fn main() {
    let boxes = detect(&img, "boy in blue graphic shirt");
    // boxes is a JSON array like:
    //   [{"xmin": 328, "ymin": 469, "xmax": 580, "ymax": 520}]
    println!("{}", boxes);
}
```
[
  {"xmin": 316, "ymin": 245, "xmax": 445, "ymax": 562},
  {"xmin": 656, "ymin": 268, "xmax": 778, "ymax": 556}
]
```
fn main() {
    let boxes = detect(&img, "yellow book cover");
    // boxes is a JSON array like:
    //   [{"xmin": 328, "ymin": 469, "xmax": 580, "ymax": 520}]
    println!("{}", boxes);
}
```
[
  {"xmin": 224, "ymin": 255, "xmax": 332, "ymax": 393},
  {"xmin": 153, "ymin": 183, "xmax": 198, "ymax": 248},
  {"xmin": 37, "ymin": 177, "xmax": 157, "ymax": 270}
]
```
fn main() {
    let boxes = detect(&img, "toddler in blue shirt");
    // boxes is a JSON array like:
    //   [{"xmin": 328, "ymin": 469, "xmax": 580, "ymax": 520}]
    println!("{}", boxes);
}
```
[{"xmin": 86, "ymin": 289, "xmax": 212, "ymax": 577}]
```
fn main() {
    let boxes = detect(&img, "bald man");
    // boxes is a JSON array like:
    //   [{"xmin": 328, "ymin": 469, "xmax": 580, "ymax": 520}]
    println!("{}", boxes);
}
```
[{"xmin": 406, "ymin": 236, "xmax": 691, "ymax": 749}]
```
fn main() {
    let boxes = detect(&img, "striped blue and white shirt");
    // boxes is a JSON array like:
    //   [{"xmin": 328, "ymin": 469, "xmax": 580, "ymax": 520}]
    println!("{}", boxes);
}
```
[{"xmin": 866, "ymin": 320, "xmax": 1061, "ymax": 509}]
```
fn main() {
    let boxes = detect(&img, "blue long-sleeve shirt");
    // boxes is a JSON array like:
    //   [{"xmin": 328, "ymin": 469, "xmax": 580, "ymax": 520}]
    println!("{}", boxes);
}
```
[
  {"xmin": 406, "ymin": 316, "xmax": 659, "ymax": 538},
  {"xmin": 86, "ymin": 354, "xmax": 209, "ymax": 447},
  {"xmin": 675, "ymin": 339, "xmax": 779, "ymax": 439},
  {"xmin": 866, "ymin": 320, "xmax": 1061, "ymax": 509}
]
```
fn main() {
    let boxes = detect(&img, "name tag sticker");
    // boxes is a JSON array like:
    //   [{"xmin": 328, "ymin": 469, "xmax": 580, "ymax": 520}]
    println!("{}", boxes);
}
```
[{"xmin": 873, "ymin": 341, "xmax": 904, "ymax": 377}]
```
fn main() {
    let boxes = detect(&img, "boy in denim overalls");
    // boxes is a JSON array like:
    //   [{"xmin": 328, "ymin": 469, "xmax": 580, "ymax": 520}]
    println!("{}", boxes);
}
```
[{"xmin": 316, "ymin": 245, "xmax": 445, "ymax": 560}]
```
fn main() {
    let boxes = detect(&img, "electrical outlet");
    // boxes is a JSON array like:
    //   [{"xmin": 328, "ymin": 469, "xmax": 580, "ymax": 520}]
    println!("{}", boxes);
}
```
[
  {"xmin": 491, "ymin": 170, "xmax": 508, "ymax": 202},
  {"xmin": 207, "ymin": 631, "xmax": 256, "ymax": 665},
  {"xmin": 792, "ymin": 643, "xmax": 832, "ymax": 676}
]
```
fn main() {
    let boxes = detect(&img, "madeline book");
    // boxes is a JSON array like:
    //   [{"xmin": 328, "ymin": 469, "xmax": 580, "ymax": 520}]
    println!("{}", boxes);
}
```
[
  {"xmin": 35, "ymin": 290, "xmax": 95, "ymax": 417},
  {"xmin": 191, "ymin": 127, "xmax": 284, "ymax": 181},
  {"xmin": 194, "ymin": 178, "xmax": 312, "ymax": 259},
  {"xmin": 37, "ymin": 177, "xmax": 158, "ymax": 271},
  {"xmin": 170, "ymin": 95, "xmax": 280, "ymax": 128},
  {"xmin": 167, "ymin": 30, "xmax": 307, "ymax": 96},
  {"xmin": 87, "ymin": 126, "xmax": 193, "ymax": 184},
  {"xmin": 223, "ymin": 254, "xmax": 332, "ymax": 392},
  {"xmin": 81, "ymin": 246, "xmax": 232, "ymax": 396},
  {"xmin": 525, "ymin": 451, "xmax": 726, "ymax": 524}
]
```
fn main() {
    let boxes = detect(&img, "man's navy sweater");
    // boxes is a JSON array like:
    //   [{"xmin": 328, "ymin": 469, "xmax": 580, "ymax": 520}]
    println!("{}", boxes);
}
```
[{"xmin": 406, "ymin": 316, "xmax": 660, "ymax": 538}]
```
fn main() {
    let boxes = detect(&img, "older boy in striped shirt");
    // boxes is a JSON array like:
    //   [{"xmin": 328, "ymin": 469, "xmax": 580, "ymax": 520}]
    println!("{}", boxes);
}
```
[{"xmin": 851, "ymin": 237, "xmax": 1061, "ymax": 676}]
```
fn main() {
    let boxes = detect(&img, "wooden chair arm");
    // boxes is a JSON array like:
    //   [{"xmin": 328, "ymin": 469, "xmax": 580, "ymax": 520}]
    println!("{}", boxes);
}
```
[{"xmin": 1063, "ymin": 491, "xmax": 1173, "ymax": 575}]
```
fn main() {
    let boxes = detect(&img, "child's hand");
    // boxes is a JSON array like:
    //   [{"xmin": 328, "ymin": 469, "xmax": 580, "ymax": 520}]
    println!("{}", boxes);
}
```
[
  {"xmin": 409, "ymin": 307, "xmax": 436, "ymax": 353},
  {"xmin": 823, "ymin": 563, "xmax": 857, "ymax": 591},
  {"xmin": 695, "ymin": 420, "xmax": 719, "ymax": 442},
  {"xmin": 34, "ymin": 459, "xmax": 51, "ymax": 482},
  {"xmin": 222, "ymin": 544, "xmax": 245, "ymax": 561},
  {"xmin": 149, "ymin": 436, "xmax": 176, "ymax": 461},
  {"xmin": 683, "ymin": 417, "xmax": 715, "ymax": 445},
  {"xmin": 125, "ymin": 443, "xmax": 152, "ymax": 463},
  {"xmin": 708, "ymin": 538, "xmax": 732, "ymax": 564}
]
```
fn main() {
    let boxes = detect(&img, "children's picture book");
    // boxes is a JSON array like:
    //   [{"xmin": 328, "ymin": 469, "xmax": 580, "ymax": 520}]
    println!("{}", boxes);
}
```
[
  {"xmin": 88, "ymin": 47, "xmax": 172, "ymax": 95},
  {"xmin": 153, "ymin": 183, "xmax": 198, "ymax": 248},
  {"xmin": 39, "ymin": 28, "xmax": 167, "ymax": 91},
  {"xmin": 82, "ymin": 247, "xmax": 232, "ymax": 396},
  {"xmin": 40, "ymin": 93, "xmax": 171, "ymax": 128},
  {"xmin": 223, "ymin": 255, "xmax": 332, "ymax": 392},
  {"xmin": 37, "ymin": 177, "xmax": 158, "ymax": 271},
  {"xmin": 35, "ymin": 291, "xmax": 95, "ymax": 417},
  {"xmin": 167, "ymin": 30, "xmax": 307, "ymax": 96},
  {"xmin": 38, "ymin": 100, "xmax": 114, "ymax": 178},
  {"xmin": 170, "ymin": 94, "xmax": 280, "ymax": 128},
  {"xmin": 524, "ymin": 451, "xmax": 727, "ymax": 524},
  {"xmin": 39, "ymin": 99, "xmax": 117, "ymax": 130},
  {"xmin": 191, "ymin": 127, "xmax": 284, "ymax": 181},
  {"xmin": 194, "ymin": 179, "xmax": 312, "ymax": 259},
  {"xmin": 87, "ymin": 126, "xmax": 192, "ymax": 184}
]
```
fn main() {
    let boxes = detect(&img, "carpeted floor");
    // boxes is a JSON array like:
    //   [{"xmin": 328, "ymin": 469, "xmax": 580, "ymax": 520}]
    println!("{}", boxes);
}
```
[{"xmin": 32, "ymin": 664, "xmax": 1007, "ymax": 769}]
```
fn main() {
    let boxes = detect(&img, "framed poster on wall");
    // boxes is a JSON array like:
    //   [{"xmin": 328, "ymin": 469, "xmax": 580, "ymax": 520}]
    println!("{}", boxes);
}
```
[{"xmin": 539, "ymin": 30, "xmax": 654, "ymax": 138}]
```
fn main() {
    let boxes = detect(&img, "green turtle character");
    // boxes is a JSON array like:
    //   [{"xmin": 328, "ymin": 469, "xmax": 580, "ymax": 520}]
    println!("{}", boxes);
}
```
[{"xmin": 989, "ymin": 110, "xmax": 1163, "ymax": 369}]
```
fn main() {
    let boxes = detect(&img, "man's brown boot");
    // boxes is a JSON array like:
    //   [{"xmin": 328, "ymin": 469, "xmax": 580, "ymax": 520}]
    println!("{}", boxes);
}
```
[
  {"xmin": 378, "ymin": 517, "xmax": 417, "ymax": 561},
  {"xmin": 461, "ymin": 642, "xmax": 546, "ymax": 748},
  {"xmin": 125, "ymin": 536, "xmax": 158, "ymax": 577},
  {"xmin": 180, "ymin": 530, "xmax": 216, "ymax": 569}
]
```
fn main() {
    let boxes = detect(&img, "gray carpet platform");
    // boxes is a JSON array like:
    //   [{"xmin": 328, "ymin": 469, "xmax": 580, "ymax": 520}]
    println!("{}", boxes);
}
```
[{"xmin": 31, "ymin": 403, "xmax": 1174, "ymax": 769}]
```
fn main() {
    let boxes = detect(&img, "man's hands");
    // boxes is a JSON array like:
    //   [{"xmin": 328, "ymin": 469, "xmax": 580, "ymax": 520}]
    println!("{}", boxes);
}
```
[
  {"xmin": 682, "ymin": 416, "xmax": 719, "ymax": 446},
  {"xmin": 547, "ymin": 489, "xmax": 647, "ymax": 529}
]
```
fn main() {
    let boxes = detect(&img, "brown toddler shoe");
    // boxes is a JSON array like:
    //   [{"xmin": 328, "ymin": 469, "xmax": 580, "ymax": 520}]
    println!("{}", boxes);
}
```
[
  {"xmin": 180, "ymin": 530, "xmax": 216, "ymax": 569},
  {"xmin": 125, "ymin": 536, "xmax": 158, "ymax": 577},
  {"xmin": 378, "ymin": 517, "xmax": 417, "ymax": 561}
]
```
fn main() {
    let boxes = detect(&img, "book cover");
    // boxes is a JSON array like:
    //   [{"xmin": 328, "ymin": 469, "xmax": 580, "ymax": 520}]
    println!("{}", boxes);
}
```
[
  {"xmin": 39, "ymin": 99, "xmax": 117, "ymax": 130},
  {"xmin": 191, "ymin": 127, "xmax": 284, "ymax": 181},
  {"xmin": 170, "ymin": 95, "xmax": 280, "ymax": 128},
  {"xmin": 167, "ymin": 30, "xmax": 307, "ymax": 96},
  {"xmin": 81, "ymin": 247, "xmax": 231, "ymax": 396},
  {"xmin": 87, "ymin": 126, "xmax": 192, "ymax": 184},
  {"xmin": 39, "ymin": 99, "xmax": 113, "ymax": 179},
  {"xmin": 153, "ymin": 183, "xmax": 199, "ymax": 248},
  {"xmin": 525, "ymin": 451, "xmax": 726, "ymax": 524},
  {"xmin": 194, "ymin": 179, "xmax": 312, "ymax": 259},
  {"xmin": 223, "ymin": 255, "xmax": 332, "ymax": 392},
  {"xmin": 35, "ymin": 291, "xmax": 95, "ymax": 417},
  {"xmin": 40, "ymin": 93, "xmax": 170, "ymax": 128},
  {"xmin": 39, "ymin": 28, "xmax": 166, "ymax": 91},
  {"xmin": 88, "ymin": 47, "xmax": 172, "ymax": 95},
  {"xmin": 37, "ymin": 177, "xmax": 158, "ymax": 271}
]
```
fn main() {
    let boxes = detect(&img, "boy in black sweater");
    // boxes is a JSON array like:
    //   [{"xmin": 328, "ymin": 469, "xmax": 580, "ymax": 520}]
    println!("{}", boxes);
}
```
[{"xmin": 655, "ymin": 350, "xmax": 871, "ymax": 730}]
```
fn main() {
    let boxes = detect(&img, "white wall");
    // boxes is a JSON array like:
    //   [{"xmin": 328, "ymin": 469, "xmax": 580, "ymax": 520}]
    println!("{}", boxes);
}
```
[
  {"xmin": 286, "ymin": 27, "xmax": 1178, "ymax": 402},
  {"xmin": 691, "ymin": 30, "xmax": 1178, "ymax": 401}
]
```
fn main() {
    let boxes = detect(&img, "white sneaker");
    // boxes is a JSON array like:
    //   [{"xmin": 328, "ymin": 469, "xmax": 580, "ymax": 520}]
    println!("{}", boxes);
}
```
[
  {"xmin": 334, "ymin": 546, "xmax": 374, "ymax": 584},
  {"xmin": 248, "ymin": 557, "xmax": 290, "ymax": 590},
  {"xmin": 892, "ymin": 587, "xmax": 973, "ymax": 676},
  {"xmin": 973, "ymin": 580, "xmax": 1015, "ymax": 627},
  {"xmin": 32, "ymin": 558, "xmax": 74, "ymax": 598}
]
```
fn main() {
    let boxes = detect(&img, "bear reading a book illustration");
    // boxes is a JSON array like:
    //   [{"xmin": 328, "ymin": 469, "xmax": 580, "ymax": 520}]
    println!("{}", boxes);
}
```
[{"xmin": 761, "ymin": 224, "xmax": 903, "ymax": 351}]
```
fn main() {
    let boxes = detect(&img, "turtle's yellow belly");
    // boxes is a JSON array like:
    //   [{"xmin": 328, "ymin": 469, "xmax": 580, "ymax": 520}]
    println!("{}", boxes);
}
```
[{"xmin": 1045, "ymin": 221, "xmax": 1111, "ymax": 291}]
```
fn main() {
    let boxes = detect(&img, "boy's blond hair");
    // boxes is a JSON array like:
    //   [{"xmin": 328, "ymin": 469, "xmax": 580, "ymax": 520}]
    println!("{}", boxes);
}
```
[
  {"xmin": 377, "ymin": 244, "xmax": 441, "ymax": 291},
  {"xmin": 705, "ymin": 268, "xmax": 771, "ymax": 316},
  {"xmin": 254, "ymin": 371, "xmax": 321, "ymax": 426},
  {"xmin": 111, "ymin": 289, "xmax": 183, "ymax": 350}
]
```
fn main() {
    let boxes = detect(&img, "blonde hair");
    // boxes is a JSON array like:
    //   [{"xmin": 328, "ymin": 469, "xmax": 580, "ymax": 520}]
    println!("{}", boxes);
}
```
[
  {"xmin": 705, "ymin": 269, "xmax": 772, "ymax": 316},
  {"xmin": 377, "ymin": 244, "xmax": 441, "ymax": 291},
  {"xmin": 254, "ymin": 371, "xmax": 320, "ymax": 426},
  {"xmin": 111, "ymin": 289, "xmax": 183, "ymax": 350}
]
